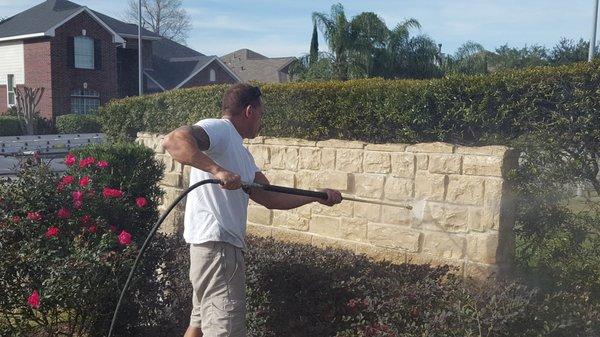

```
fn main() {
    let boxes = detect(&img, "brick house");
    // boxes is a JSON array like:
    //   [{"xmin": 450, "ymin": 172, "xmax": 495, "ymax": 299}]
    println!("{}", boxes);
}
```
[{"xmin": 0, "ymin": 0, "xmax": 240, "ymax": 120}]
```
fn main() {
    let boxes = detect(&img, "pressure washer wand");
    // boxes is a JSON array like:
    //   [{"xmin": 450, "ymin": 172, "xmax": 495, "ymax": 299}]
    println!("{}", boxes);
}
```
[{"xmin": 246, "ymin": 182, "xmax": 412, "ymax": 209}]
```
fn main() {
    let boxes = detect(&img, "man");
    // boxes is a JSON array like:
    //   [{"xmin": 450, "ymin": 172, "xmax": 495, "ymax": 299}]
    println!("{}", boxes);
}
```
[{"xmin": 162, "ymin": 83, "xmax": 342, "ymax": 337}]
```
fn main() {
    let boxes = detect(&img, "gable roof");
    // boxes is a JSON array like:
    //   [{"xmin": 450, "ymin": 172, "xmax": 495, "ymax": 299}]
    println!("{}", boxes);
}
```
[
  {"xmin": 0, "ymin": 0, "xmax": 159, "ymax": 42},
  {"xmin": 220, "ymin": 48, "xmax": 296, "ymax": 83},
  {"xmin": 145, "ymin": 38, "xmax": 240, "ymax": 90}
]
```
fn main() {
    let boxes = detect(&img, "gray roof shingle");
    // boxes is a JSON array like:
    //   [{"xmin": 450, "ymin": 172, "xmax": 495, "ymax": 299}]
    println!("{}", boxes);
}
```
[
  {"xmin": 0, "ymin": 0, "xmax": 159, "ymax": 39},
  {"xmin": 220, "ymin": 49, "xmax": 295, "ymax": 83}
]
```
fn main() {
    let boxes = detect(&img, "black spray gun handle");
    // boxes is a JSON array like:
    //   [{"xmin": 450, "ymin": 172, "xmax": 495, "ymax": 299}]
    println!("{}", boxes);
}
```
[{"xmin": 241, "ymin": 181, "xmax": 329, "ymax": 199}]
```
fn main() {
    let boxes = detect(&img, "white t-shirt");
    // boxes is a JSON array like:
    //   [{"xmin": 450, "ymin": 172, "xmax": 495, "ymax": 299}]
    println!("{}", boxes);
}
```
[{"xmin": 183, "ymin": 118, "xmax": 260, "ymax": 249}]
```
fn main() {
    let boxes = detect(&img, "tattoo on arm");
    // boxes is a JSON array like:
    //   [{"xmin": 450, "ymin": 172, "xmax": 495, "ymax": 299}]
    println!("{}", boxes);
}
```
[{"xmin": 189, "ymin": 125, "xmax": 210, "ymax": 151}]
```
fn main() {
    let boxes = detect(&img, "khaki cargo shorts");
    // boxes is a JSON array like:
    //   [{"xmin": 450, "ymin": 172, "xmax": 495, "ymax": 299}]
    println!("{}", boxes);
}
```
[{"xmin": 189, "ymin": 241, "xmax": 246, "ymax": 337}]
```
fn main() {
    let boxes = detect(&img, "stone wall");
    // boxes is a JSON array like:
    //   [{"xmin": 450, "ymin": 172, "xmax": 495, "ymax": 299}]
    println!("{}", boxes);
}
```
[{"xmin": 137, "ymin": 132, "xmax": 518, "ymax": 278}]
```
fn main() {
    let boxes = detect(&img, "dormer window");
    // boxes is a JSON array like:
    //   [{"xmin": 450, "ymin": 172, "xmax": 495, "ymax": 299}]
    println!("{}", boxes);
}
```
[{"xmin": 74, "ymin": 36, "xmax": 94, "ymax": 69}]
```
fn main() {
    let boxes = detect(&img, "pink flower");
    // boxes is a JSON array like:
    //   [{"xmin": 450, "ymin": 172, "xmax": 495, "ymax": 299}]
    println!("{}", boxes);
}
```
[
  {"xmin": 97, "ymin": 160, "xmax": 109, "ymax": 168},
  {"xmin": 79, "ymin": 156, "xmax": 96, "ymax": 168},
  {"xmin": 73, "ymin": 200, "xmax": 82, "ymax": 209},
  {"xmin": 72, "ymin": 191, "xmax": 83, "ymax": 201},
  {"xmin": 118, "ymin": 230, "xmax": 132, "ymax": 246},
  {"xmin": 79, "ymin": 176, "xmax": 90, "ymax": 187},
  {"xmin": 27, "ymin": 212, "xmax": 42, "ymax": 221},
  {"xmin": 64, "ymin": 153, "xmax": 76, "ymax": 166},
  {"xmin": 45, "ymin": 226, "xmax": 59, "ymax": 238},
  {"xmin": 80, "ymin": 214, "xmax": 92, "ymax": 225},
  {"xmin": 11, "ymin": 215, "xmax": 21, "ymax": 223},
  {"xmin": 87, "ymin": 225, "xmax": 97, "ymax": 233},
  {"xmin": 28, "ymin": 290, "xmax": 40, "ymax": 309},
  {"xmin": 57, "ymin": 208, "xmax": 70, "ymax": 219},
  {"xmin": 135, "ymin": 197, "xmax": 148, "ymax": 208},
  {"xmin": 103, "ymin": 187, "xmax": 124, "ymax": 198},
  {"xmin": 57, "ymin": 175, "xmax": 74, "ymax": 190}
]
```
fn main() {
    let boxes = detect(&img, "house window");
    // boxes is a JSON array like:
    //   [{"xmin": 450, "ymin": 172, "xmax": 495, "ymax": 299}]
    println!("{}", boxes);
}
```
[
  {"xmin": 71, "ymin": 89, "xmax": 100, "ymax": 114},
  {"xmin": 74, "ymin": 36, "xmax": 94, "ymax": 69},
  {"xmin": 7, "ymin": 74, "xmax": 15, "ymax": 107},
  {"xmin": 209, "ymin": 69, "xmax": 216, "ymax": 82}
]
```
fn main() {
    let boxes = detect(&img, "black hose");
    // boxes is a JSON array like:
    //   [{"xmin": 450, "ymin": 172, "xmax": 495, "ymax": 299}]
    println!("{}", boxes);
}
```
[{"xmin": 107, "ymin": 178, "xmax": 221, "ymax": 337}]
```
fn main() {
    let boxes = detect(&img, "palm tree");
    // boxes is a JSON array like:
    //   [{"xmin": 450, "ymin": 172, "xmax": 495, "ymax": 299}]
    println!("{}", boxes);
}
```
[
  {"xmin": 312, "ymin": 3, "xmax": 352, "ymax": 80},
  {"xmin": 446, "ymin": 41, "xmax": 489, "ymax": 75}
]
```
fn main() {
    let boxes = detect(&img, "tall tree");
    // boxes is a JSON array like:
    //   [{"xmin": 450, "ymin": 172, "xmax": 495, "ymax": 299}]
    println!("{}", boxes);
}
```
[
  {"xmin": 124, "ymin": 0, "xmax": 192, "ymax": 44},
  {"xmin": 445, "ymin": 41, "xmax": 489, "ymax": 75},
  {"xmin": 549, "ymin": 38, "xmax": 590, "ymax": 65},
  {"xmin": 312, "ymin": 3, "xmax": 353, "ymax": 80},
  {"xmin": 309, "ymin": 24, "xmax": 319, "ymax": 66}
]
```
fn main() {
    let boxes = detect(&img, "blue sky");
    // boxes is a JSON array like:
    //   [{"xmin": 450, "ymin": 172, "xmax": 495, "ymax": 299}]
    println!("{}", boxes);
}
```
[{"xmin": 0, "ymin": 0, "xmax": 597, "ymax": 57}]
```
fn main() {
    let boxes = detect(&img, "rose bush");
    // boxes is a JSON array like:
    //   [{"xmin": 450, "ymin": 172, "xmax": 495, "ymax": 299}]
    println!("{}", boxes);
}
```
[{"xmin": 0, "ymin": 143, "xmax": 165, "ymax": 336}]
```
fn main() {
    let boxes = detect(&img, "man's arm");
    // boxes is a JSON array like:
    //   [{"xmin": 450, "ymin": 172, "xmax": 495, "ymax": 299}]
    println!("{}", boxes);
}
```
[
  {"xmin": 249, "ymin": 172, "xmax": 341, "ymax": 210},
  {"xmin": 162, "ymin": 125, "xmax": 241, "ymax": 189}
]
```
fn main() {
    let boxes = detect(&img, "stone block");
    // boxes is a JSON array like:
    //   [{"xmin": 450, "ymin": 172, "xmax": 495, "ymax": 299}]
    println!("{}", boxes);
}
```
[
  {"xmin": 384, "ymin": 176, "xmax": 413, "ymax": 200},
  {"xmin": 406, "ymin": 142, "xmax": 454, "ymax": 153},
  {"xmin": 455, "ymin": 145, "xmax": 508, "ymax": 157},
  {"xmin": 291, "ymin": 203, "xmax": 313, "ymax": 218},
  {"xmin": 367, "ymin": 222, "xmax": 421, "ymax": 251},
  {"xmin": 312, "ymin": 201, "xmax": 353, "ymax": 217},
  {"xmin": 269, "ymin": 146, "xmax": 286, "ymax": 169},
  {"xmin": 309, "ymin": 215, "xmax": 342, "ymax": 237},
  {"xmin": 446, "ymin": 176, "xmax": 484, "ymax": 205},
  {"xmin": 172, "ymin": 160, "xmax": 183, "ymax": 174},
  {"xmin": 421, "ymin": 232, "xmax": 466, "ymax": 259},
  {"xmin": 380, "ymin": 205, "xmax": 412, "ymax": 226},
  {"xmin": 264, "ymin": 138, "xmax": 316, "ymax": 147},
  {"xmin": 317, "ymin": 139, "xmax": 365, "ymax": 149},
  {"xmin": 248, "ymin": 145, "xmax": 270, "ymax": 169},
  {"xmin": 272, "ymin": 228, "xmax": 312, "ymax": 245},
  {"xmin": 364, "ymin": 143, "xmax": 408, "ymax": 152},
  {"xmin": 243, "ymin": 136, "xmax": 265, "ymax": 144},
  {"xmin": 354, "ymin": 174, "xmax": 385, "ymax": 199},
  {"xmin": 298, "ymin": 147, "xmax": 321, "ymax": 170},
  {"xmin": 363, "ymin": 151, "xmax": 391, "ymax": 173},
  {"xmin": 248, "ymin": 205, "xmax": 272, "ymax": 225},
  {"xmin": 354, "ymin": 202, "xmax": 381, "ymax": 222},
  {"xmin": 161, "ymin": 172, "xmax": 181, "ymax": 187},
  {"xmin": 482, "ymin": 178, "xmax": 503, "ymax": 230},
  {"xmin": 284, "ymin": 147, "xmax": 299, "ymax": 171},
  {"xmin": 182, "ymin": 165, "xmax": 191, "ymax": 187},
  {"xmin": 466, "ymin": 233, "xmax": 499, "ymax": 264},
  {"xmin": 414, "ymin": 173, "xmax": 446, "ymax": 201},
  {"xmin": 296, "ymin": 170, "xmax": 349, "ymax": 190},
  {"xmin": 462, "ymin": 155, "xmax": 503, "ymax": 177},
  {"xmin": 336, "ymin": 149, "xmax": 363, "ymax": 173},
  {"xmin": 416, "ymin": 154, "xmax": 429, "ymax": 170},
  {"xmin": 429, "ymin": 154, "xmax": 462, "ymax": 174},
  {"xmin": 390, "ymin": 153, "xmax": 415, "ymax": 178},
  {"xmin": 265, "ymin": 170, "xmax": 295, "ymax": 187},
  {"xmin": 320, "ymin": 148, "xmax": 336, "ymax": 170},
  {"xmin": 423, "ymin": 203, "xmax": 470, "ymax": 233},
  {"xmin": 406, "ymin": 253, "xmax": 464, "ymax": 274},
  {"xmin": 272, "ymin": 210, "xmax": 309, "ymax": 231},
  {"xmin": 339, "ymin": 217, "xmax": 367, "ymax": 241}
]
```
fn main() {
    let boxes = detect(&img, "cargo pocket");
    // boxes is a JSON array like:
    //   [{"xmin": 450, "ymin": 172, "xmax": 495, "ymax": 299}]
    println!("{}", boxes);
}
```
[{"xmin": 206, "ymin": 297, "xmax": 246, "ymax": 337}]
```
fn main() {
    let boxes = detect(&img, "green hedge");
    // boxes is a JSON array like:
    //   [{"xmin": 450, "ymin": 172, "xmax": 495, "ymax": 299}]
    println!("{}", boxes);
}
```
[
  {"xmin": 0, "ymin": 116, "xmax": 23, "ymax": 136},
  {"xmin": 55, "ymin": 114, "xmax": 102, "ymax": 134},
  {"xmin": 99, "ymin": 61, "xmax": 600, "ymax": 145}
]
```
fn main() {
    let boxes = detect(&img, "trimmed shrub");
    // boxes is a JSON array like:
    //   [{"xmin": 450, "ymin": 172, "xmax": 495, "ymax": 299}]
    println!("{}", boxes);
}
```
[
  {"xmin": 56, "ymin": 114, "xmax": 103, "ymax": 134},
  {"xmin": 143, "ymin": 235, "xmax": 600, "ymax": 337},
  {"xmin": 0, "ymin": 116, "xmax": 23, "ymax": 136},
  {"xmin": 0, "ymin": 143, "xmax": 164, "ymax": 336}
]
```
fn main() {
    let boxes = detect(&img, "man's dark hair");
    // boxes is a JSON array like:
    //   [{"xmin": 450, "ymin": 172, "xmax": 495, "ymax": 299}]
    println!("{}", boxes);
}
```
[{"xmin": 221, "ymin": 84, "xmax": 262, "ymax": 116}]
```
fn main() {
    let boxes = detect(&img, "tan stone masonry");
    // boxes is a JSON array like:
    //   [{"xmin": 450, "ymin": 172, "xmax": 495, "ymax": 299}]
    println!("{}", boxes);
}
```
[{"xmin": 137, "ymin": 133, "xmax": 518, "ymax": 278}]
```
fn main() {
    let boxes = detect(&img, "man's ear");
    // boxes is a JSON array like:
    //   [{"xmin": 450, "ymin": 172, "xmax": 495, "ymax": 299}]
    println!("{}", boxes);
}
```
[{"xmin": 243, "ymin": 105, "xmax": 252, "ymax": 118}]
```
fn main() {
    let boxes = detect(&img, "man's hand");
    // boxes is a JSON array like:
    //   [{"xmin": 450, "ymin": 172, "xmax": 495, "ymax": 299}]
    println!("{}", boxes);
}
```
[
  {"xmin": 214, "ymin": 169, "xmax": 242, "ymax": 190},
  {"xmin": 318, "ymin": 189, "xmax": 343, "ymax": 206}
]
